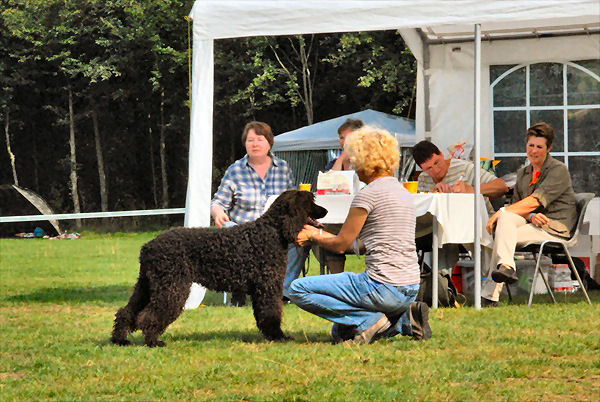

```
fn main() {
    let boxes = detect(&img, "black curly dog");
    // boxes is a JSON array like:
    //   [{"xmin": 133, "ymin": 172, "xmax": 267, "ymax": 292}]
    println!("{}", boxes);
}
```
[{"xmin": 111, "ymin": 190, "xmax": 327, "ymax": 347}]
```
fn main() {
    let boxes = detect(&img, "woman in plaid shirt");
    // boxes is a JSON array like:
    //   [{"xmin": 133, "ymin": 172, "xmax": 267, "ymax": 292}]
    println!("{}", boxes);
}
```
[{"xmin": 210, "ymin": 121, "xmax": 307, "ymax": 306}]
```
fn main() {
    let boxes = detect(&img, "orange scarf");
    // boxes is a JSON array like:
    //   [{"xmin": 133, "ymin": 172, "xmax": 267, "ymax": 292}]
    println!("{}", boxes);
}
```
[{"xmin": 529, "ymin": 171, "xmax": 541, "ymax": 186}]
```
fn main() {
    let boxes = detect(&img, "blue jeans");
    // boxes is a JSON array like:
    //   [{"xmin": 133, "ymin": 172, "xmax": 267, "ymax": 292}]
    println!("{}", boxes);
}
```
[
  {"xmin": 287, "ymin": 272, "xmax": 419, "ymax": 339},
  {"xmin": 224, "ymin": 221, "xmax": 307, "ymax": 297},
  {"xmin": 283, "ymin": 244, "xmax": 309, "ymax": 298}
]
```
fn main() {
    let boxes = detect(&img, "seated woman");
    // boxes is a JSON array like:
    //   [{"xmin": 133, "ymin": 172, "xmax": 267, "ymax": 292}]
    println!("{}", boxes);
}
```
[
  {"xmin": 288, "ymin": 126, "xmax": 431, "ymax": 344},
  {"xmin": 210, "ymin": 121, "xmax": 307, "ymax": 305},
  {"xmin": 482, "ymin": 122, "xmax": 577, "ymax": 306}
]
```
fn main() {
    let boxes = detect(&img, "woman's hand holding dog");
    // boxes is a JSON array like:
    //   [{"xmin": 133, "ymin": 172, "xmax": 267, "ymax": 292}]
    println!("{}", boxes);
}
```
[
  {"xmin": 297, "ymin": 225, "xmax": 336, "ymax": 247},
  {"xmin": 297, "ymin": 225, "xmax": 320, "ymax": 246}
]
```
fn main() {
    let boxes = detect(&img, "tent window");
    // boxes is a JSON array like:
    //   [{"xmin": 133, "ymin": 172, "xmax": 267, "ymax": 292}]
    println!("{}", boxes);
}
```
[
  {"xmin": 491, "ymin": 60, "xmax": 600, "ymax": 195},
  {"xmin": 568, "ymin": 61, "xmax": 600, "ymax": 104},
  {"xmin": 491, "ymin": 65, "xmax": 525, "ymax": 107},
  {"xmin": 530, "ymin": 63, "xmax": 563, "ymax": 106},
  {"xmin": 493, "ymin": 110, "xmax": 526, "ymax": 153}
]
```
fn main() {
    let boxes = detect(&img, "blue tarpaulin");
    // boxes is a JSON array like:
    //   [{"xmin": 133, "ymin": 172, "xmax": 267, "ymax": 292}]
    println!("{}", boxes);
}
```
[{"xmin": 272, "ymin": 109, "xmax": 415, "ymax": 152}]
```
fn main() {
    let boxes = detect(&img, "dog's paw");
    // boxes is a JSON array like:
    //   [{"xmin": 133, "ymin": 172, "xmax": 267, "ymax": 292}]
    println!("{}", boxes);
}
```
[
  {"xmin": 268, "ymin": 334, "xmax": 292, "ymax": 342},
  {"xmin": 111, "ymin": 338, "xmax": 131, "ymax": 346},
  {"xmin": 145, "ymin": 340, "xmax": 166, "ymax": 348}
]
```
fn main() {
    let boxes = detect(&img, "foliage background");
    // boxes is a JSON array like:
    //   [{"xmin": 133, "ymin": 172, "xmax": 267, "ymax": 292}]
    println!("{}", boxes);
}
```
[{"xmin": 1, "ymin": 0, "xmax": 416, "ymax": 230}]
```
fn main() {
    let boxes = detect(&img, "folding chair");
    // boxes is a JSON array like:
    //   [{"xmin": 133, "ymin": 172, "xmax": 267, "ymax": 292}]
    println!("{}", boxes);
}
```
[{"xmin": 517, "ymin": 193, "xmax": 594, "ymax": 307}]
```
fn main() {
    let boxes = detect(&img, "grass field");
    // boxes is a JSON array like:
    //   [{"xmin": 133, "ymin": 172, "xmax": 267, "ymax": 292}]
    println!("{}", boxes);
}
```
[{"xmin": 1, "ymin": 232, "xmax": 599, "ymax": 400}]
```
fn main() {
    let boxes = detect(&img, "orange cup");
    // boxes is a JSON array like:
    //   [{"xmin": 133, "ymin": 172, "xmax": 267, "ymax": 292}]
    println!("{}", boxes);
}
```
[{"xmin": 403, "ymin": 181, "xmax": 418, "ymax": 194}]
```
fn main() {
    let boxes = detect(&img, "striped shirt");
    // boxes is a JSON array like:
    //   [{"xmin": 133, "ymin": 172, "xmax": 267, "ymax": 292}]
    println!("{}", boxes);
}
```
[
  {"xmin": 211, "ymin": 154, "xmax": 294, "ymax": 224},
  {"xmin": 351, "ymin": 176, "xmax": 420, "ymax": 286},
  {"xmin": 418, "ymin": 158, "xmax": 498, "ymax": 215}
]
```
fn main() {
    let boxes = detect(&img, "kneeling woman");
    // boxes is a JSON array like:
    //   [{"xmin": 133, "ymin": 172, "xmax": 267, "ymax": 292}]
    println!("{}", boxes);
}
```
[{"xmin": 288, "ymin": 126, "xmax": 431, "ymax": 344}]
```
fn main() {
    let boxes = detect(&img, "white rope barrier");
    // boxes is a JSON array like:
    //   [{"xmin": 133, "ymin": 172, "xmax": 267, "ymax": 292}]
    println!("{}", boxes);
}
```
[{"xmin": 0, "ymin": 208, "xmax": 186, "ymax": 223}]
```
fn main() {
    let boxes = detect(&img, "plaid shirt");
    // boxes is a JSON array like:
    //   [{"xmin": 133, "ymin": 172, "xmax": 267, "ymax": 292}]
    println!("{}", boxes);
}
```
[{"xmin": 211, "ymin": 154, "xmax": 294, "ymax": 224}]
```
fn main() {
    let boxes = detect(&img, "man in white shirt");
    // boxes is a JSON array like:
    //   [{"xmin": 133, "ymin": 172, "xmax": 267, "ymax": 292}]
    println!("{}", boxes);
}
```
[{"xmin": 411, "ymin": 141, "xmax": 509, "ymax": 296}]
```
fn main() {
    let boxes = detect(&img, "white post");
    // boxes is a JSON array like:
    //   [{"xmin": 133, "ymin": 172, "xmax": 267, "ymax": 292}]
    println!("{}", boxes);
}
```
[
  {"xmin": 432, "ymin": 218, "xmax": 439, "ymax": 309},
  {"xmin": 183, "ymin": 34, "xmax": 215, "ymax": 309},
  {"xmin": 473, "ymin": 24, "xmax": 482, "ymax": 309}
]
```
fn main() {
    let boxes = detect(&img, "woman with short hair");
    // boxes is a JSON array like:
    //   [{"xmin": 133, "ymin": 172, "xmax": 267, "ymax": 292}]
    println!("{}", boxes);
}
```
[
  {"xmin": 482, "ymin": 122, "xmax": 577, "ymax": 306},
  {"xmin": 289, "ymin": 126, "xmax": 431, "ymax": 344},
  {"xmin": 210, "ymin": 121, "xmax": 307, "ymax": 305}
]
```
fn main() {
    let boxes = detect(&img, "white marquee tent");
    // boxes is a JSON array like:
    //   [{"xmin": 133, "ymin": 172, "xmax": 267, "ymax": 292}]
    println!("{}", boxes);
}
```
[{"xmin": 183, "ymin": 0, "xmax": 599, "ymax": 308}]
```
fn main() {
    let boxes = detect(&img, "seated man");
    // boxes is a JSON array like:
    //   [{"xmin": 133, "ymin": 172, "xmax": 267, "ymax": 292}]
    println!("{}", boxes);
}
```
[
  {"xmin": 317, "ymin": 118, "xmax": 365, "ymax": 274},
  {"xmin": 412, "ymin": 140, "xmax": 509, "ymax": 276},
  {"xmin": 325, "ymin": 118, "xmax": 364, "ymax": 171}
]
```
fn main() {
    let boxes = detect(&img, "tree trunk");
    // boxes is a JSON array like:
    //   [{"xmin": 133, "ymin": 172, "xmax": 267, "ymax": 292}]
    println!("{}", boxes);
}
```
[
  {"xmin": 268, "ymin": 36, "xmax": 315, "ymax": 125},
  {"xmin": 32, "ymin": 122, "xmax": 39, "ymax": 191},
  {"xmin": 159, "ymin": 90, "xmax": 169, "ymax": 209},
  {"xmin": 90, "ymin": 98, "xmax": 108, "ymax": 212},
  {"xmin": 68, "ymin": 86, "xmax": 82, "ymax": 228},
  {"xmin": 4, "ymin": 109, "xmax": 19, "ymax": 186},
  {"xmin": 298, "ymin": 37, "xmax": 314, "ymax": 125},
  {"xmin": 148, "ymin": 112, "xmax": 158, "ymax": 208}
]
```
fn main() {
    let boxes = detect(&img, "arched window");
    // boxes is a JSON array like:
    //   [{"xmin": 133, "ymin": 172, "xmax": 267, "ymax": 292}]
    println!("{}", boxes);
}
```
[{"xmin": 491, "ymin": 60, "xmax": 600, "ymax": 195}]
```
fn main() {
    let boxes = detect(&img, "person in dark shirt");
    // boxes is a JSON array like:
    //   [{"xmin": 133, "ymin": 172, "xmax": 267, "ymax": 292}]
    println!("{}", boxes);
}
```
[{"xmin": 324, "ymin": 118, "xmax": 364, "ymax": 171}]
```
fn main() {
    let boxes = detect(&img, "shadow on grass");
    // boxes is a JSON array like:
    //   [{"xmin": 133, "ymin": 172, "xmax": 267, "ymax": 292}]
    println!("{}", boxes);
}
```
[
  {"xmin": 3, "ymin": 286, "xmax": 244, "ymax": 306},
  {"xmin": 4, "ymin": 285, "xmax": 135, "ymax": 304},
  {"xmin": 169, "ymin": 330, "xmax": 331, "ymax": 344},
  {"xmin": 99, "ymin": 329, "xmax": 332, "ymax": 347}
]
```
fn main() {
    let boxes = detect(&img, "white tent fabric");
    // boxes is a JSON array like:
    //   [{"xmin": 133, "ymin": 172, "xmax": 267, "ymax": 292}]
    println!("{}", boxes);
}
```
[
  {"xmin": 272, "ymin": 109, "xmax": 415, "ymax": 152},
  {"xmin": 403, "ymin": 32, "xmax": 600, "ymax": 157},
  {"xmin": 183, "ymin": 0, "xmax": 598, "ymax": 308},
  {"xmin": 186, "ymin": 0, "xmax": 599, "ymax": 228},
  {"xmin": 189, "ymin": 1, "xmax": 597, "ymax": 40}
]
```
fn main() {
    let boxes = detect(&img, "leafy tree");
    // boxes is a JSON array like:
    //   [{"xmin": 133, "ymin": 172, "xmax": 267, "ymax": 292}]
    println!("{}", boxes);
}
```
[
  {"xmin": 323, "ymin": 31, "xmax": 416, "ymax": 116},
  {"xmin": 0, "ymin": 1, "xmax": 416, "ymax": 230}
]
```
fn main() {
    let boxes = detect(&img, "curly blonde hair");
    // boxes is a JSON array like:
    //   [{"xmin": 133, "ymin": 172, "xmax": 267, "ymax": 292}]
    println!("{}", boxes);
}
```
[{"xmin": 344, "ymin": 125, "xmax": 399, "ymax": 178}]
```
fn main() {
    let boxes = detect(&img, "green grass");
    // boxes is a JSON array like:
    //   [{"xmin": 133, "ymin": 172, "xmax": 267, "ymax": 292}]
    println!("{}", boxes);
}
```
[{"xmin": 1, "ymin": 233, "xmax": 599, "ymax": 400}]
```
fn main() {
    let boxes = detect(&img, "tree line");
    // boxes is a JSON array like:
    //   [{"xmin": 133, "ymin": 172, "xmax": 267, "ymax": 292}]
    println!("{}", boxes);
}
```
[{"xmin": 1, "ymin": 0, "xmax": 416, "ymax": 228}]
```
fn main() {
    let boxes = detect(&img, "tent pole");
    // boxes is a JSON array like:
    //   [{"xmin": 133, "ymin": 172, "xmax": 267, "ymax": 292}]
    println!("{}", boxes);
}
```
[{"xmin": 473, "ymin": 24, "xmax": 482, "ymax": 309}]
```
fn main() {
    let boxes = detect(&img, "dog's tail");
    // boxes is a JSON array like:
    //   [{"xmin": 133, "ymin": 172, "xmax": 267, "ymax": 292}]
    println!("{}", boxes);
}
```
[{"xmin": 111, "ymin": 263, "xmax": 151, "ymax": 345}]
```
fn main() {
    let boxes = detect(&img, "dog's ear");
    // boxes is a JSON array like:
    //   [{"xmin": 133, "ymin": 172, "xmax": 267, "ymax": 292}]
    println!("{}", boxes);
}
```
[
  {"xmin": 280, "ymin": 191, "xmax": 310, "ymax": 243},
  {"xmin": 267, "ymin": 190, "xmax": 321, "ymax": 243}
]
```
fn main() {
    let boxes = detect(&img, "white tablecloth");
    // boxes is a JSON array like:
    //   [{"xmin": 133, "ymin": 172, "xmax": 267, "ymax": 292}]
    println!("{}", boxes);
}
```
[{"xmin": 313, "ymin": 193, "xmax": 492, "ymax": 247}]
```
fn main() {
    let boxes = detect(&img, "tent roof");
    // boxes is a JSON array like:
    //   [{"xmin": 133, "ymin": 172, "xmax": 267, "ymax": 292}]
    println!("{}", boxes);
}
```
[
  {"xmin": 272, "ymin": 109, "xmax": 415, "ymax": 152},
  {"xmin": 189, "ymin": 1, "xmax": 599, "ymax": 40},
  {"xmin": 184, "ymin": 0, "xmax": 599, "ymax": 230},
  {"xmin": 421, "ymin": 16, "xmax": 599, "ymax": 43}
]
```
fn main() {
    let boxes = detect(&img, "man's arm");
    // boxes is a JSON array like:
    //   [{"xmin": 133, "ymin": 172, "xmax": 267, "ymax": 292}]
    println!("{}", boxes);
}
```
[
  {"xmin": 329, "ymin": 151, "xmax": 348, "ymax": 171},
  {"xmin": 452, "ymin": 177, "xmax": 508, "ymax": 197},
  {"xmin": 453, "ymin": 162, "xmax": 508, "ymax": 197},
  {"xmin": 480, "ymin": 178, "xmax": 509, "ymax": 198}
]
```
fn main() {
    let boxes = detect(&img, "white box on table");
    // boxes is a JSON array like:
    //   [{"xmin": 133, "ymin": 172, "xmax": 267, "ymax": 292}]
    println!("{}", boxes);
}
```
[{"xmin": 316, "ymin": 170, "xmax": 361, "ymax": 195}]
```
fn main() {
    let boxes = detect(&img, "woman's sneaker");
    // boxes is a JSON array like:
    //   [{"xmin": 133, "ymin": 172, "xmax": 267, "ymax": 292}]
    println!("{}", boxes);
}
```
[
  {"xmin": 352, "ymin": 315, "xmax": 391, "ymax": 344},
  {"xmin": 409, "ymin": 301, "xmax": 432, "ymax": 340}
]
